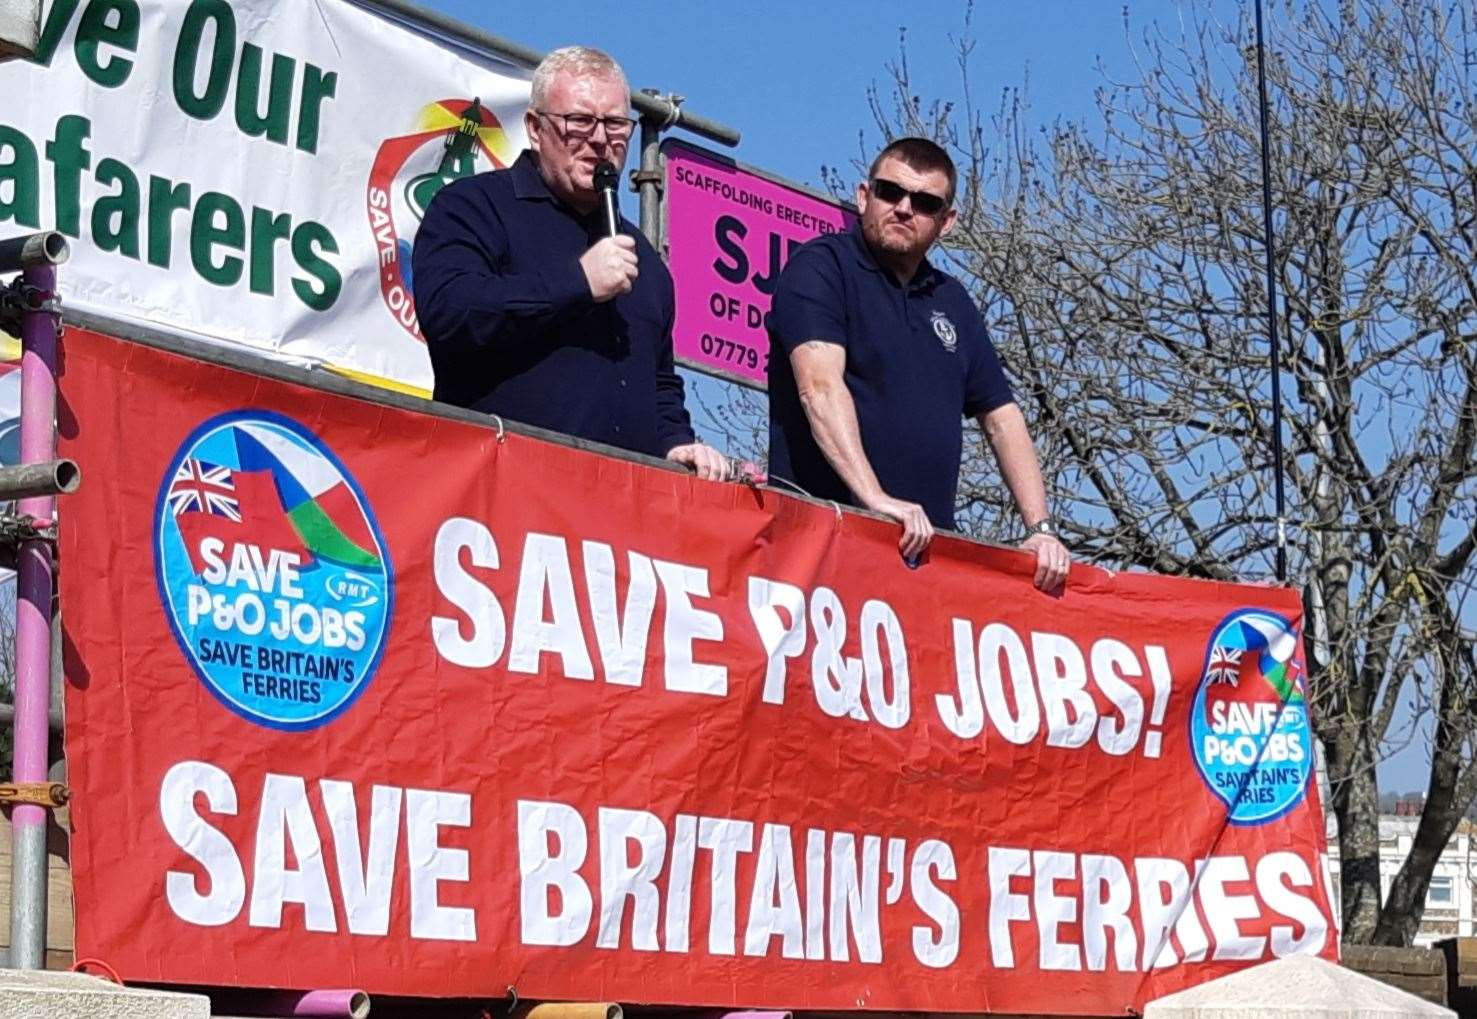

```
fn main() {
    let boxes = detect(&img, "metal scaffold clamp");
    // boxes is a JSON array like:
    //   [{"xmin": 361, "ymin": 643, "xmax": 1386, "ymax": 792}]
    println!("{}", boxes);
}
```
[
  {"xmin": 632, "ymin": 91, "xmax": 686, "ymax": 196},
  {"xmin": 0, "ymin": 280, "xmax": 61, "ymax": 338},
  {"xmin": 629, "ymin": 168, "xmax": 663, "ymax": 189},
  {"xmin": 22, "ymin": 285, "xmax": 58, "ymax": 316},
  {"xmin": 0, "ymin": 231, "xmax": 69, "ymax": 332},
  {"xmin": 0, "ymin": 782, "xmax": 71, "ymax": 810},
  {"xmin": 0, "ymin": 461, "xmax": 81, "ymax": 552},
  {"xmin": 639, "ymin": 88, "xmax": 685, "ymax": 130},
  {"xmin": 0, "ymin": 512, "xmax": 56, "ymax": 547},
  {"xmin": 2, "ymin": 282, "xmax": 60, "ymax": 314}
]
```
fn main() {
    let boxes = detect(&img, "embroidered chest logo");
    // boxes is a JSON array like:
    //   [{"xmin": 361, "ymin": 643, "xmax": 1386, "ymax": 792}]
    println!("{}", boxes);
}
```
[{"xmin": 930, "ymin": 310, "xmax": 958, "ymax": 353}]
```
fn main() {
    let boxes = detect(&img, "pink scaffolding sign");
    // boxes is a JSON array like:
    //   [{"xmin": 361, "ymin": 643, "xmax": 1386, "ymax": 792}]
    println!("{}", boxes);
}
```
[{"xmin": 662, "ymin": 140, "xmax": 856, "ymax": 388}]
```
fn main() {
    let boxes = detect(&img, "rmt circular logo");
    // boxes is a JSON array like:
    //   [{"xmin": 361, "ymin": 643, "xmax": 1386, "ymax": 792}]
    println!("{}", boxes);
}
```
[
  {"xmin": 1190, "ymin": 608, "xmax": 1313, "ymax": 824},
  {"xmin": 154, "ymin": 412, "xmax": 393, "ymax": 730}
]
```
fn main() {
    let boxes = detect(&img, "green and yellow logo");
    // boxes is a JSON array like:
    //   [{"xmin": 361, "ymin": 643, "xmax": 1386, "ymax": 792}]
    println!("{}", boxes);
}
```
[{"xmin": 365, "ymin": 98, "xmax": 517, "ymax": 340}]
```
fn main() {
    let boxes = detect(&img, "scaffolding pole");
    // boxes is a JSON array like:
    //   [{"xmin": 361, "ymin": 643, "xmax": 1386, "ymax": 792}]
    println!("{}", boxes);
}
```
[{"xmin": 4, "ymin": 230, "xmax": 68, "ymax": 969}]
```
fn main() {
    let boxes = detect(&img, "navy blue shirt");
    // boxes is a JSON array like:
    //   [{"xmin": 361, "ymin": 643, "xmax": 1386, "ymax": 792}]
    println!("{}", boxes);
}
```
[
  {"xmin": 767, "ymin": 225, "xmax": 1014, "ymax": 530},
  {"xmin": 412, "ymin": 151, "xmax": 695, "ymax": 458}
]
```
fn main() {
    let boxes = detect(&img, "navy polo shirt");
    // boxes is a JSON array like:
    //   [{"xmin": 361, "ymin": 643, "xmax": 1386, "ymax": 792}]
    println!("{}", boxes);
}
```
[
  {"xmin": 767, "ymin": 225, "xmax": 1014, "ymax": 530},
  {"xmin": 411, "ymin": 151, "xmax": 695, "ymax": 458}
]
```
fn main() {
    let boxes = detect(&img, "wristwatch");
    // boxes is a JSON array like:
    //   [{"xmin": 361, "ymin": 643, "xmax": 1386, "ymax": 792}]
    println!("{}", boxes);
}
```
[{"xmin": 1027, "ymin": 517, "xmax": 1060, "ymax": 538}]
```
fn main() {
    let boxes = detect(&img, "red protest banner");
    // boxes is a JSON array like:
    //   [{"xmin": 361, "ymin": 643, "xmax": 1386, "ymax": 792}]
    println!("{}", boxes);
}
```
[{"xmin": 59, "ymin": 327, "xmax": 1336, "ymax": 1014}]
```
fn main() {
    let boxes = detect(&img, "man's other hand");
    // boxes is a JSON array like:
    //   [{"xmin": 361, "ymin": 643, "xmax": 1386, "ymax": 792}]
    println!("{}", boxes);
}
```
[
  {"xmin": 861, "ymin": 493, "xmax": 934, "ymax": 559},
  {"xmin": 580, "ymin": 235, "xmax": 639, "ymax": 302},
  {"xmin": 666, "ymin": 442, "xmax": 730, "ymax": 481},
  {"xmin": 1022, "ymin": 532, "xmax": 1071, "ymax": 592}
]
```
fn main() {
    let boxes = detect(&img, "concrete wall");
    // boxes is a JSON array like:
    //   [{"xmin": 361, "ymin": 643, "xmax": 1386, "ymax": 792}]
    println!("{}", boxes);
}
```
[{"xmin": 1341, "ymin": 943, "xmax": 1448, "ymax": 1007}]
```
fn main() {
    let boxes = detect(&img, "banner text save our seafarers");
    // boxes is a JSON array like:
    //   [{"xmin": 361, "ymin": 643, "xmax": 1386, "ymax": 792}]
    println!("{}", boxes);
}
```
[{"xmin": 1, "ymin": 0, "xmax": 342, "ymax": 309}]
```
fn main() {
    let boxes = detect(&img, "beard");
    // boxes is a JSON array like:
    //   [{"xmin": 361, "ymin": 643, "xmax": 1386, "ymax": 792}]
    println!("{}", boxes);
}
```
[{"xmin": 863, "ymin": 217, "xmax": 926, "ymax": 258}]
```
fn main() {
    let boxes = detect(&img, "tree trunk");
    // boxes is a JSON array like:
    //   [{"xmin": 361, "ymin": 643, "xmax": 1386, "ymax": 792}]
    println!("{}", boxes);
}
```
[
  {"xmin": 1374, "ymin": 672, "xmax": 1474, "ymax": 945},
  {"xmin": 1328, "ymin": 728, "xmax": 1382, "ymax": 942},
  {"xmin": 1375, "ymin": 816, "xmax": 1448, "ymax": 946}
]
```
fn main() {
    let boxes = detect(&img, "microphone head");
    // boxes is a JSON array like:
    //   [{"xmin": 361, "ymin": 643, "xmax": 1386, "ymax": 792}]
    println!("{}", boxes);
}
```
[{"xmin": 593, "ymin": 161, "xmax": 620, "ymax": 193}]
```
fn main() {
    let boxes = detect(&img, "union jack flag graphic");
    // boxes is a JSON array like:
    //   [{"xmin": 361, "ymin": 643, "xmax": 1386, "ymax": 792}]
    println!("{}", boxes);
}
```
[
  {"xmin": 1205, "ymin": 644, "xmax": 1243, "ymax": 685},
  {"xmin": 167, "ymin": 459, "xmax": 241, "ymax": 521}
]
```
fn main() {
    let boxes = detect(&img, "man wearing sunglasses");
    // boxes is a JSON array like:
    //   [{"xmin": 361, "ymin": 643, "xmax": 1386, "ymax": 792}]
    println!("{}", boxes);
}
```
[
  {"xmin": 767, "ymin": 137, "xmax": 1070, "ymax": 591},
  {"xmin": 412, "ymin": 46, "xmax": 727, "ymax": 480}
]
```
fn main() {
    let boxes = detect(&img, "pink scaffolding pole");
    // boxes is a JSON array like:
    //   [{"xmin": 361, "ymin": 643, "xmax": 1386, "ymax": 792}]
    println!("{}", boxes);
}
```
[{"xmin": 1, "ymin": 230, "xmax": 69, "ymax": 968}]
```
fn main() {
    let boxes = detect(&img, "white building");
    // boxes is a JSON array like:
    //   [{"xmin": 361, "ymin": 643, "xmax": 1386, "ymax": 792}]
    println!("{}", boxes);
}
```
[{"xmin": 1324, "ymin": 810, "xmax": 1477, "ymax": 945}]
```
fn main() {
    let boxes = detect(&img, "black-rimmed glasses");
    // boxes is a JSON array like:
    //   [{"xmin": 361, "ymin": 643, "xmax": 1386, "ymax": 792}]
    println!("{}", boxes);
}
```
[
  {"xmin": 537, "ymin": 110, "xmax": 638, "ymax": 141},
  {"xmin": 869, "ymin": 177, "xmax": 950, "ymax": 216}
]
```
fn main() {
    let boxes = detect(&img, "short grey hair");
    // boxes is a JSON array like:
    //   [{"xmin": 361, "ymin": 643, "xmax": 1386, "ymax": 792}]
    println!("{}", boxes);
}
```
[{"xmin": 530, "ymin": 46, "xmax": 629, "ymax": 109}]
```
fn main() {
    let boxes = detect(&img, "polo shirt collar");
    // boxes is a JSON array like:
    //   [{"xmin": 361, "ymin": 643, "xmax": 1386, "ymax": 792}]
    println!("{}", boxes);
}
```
[
  {"xmin": 845, "ymin": 223, "xmax": 941, "ymax": 292},
  {"xmin": 511, "ymin": 150, "xmax": 609, "ymax": 231},
  {"xmin": 511, "ymin": 150, "xmax": 555, "ymax": 201}
]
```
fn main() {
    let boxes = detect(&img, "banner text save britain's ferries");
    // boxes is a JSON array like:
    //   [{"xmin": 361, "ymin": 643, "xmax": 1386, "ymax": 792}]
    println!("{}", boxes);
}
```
[{"xmin": 60, "ymin": 328, "xmax": 1335, "ymax": 1014}]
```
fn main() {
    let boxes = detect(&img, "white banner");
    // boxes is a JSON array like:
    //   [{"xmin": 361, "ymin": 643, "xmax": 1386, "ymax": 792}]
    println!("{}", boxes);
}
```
[{"xmin": 0, "ymin": 0, "xmax": 534, "ymax": 392}]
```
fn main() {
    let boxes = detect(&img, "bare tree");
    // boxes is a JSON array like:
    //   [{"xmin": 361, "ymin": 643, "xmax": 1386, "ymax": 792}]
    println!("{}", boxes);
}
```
[
  {"xmin": 851, "ymin": 0, "xmax": 1477, "ymax": 944},
  {"xmin": 687, "ymin": 372, "xmax": 769, "ymax": 471},
  {"xmin": 0, "ymin": 579, "xmax": 16, "ymax": 769}
]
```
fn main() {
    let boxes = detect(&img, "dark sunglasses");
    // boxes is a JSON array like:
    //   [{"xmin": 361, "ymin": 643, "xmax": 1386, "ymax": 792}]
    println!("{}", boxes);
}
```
[{"xmin": 869, "ymin": 177, "xmax": 950, "ymax": 216}]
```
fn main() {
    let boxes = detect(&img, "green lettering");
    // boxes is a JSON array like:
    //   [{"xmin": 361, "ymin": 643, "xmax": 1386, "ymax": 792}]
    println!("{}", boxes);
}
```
[
  {"xmin": 146, "ymin": 175, "xmax": 192, "ymax": 268},
  {"xmin": 249, "ymin": 207, "xmax": 292, "ymax": 295},
  {"xmin": 290, "ymin": 221, "xmax": 340, "ymax": 311},
  {"xmin": 75, "ymin": 0, "xmax": 140, "ymax": 88},
  {"xmin": 91, "ymin": 158, "xmax": 140, "ymax": 258},
  {"xmin": 31, "ymin": 0, "xmax": 81, "ymax": 68},
  {"xmin": 235, "ymin": 44, "xmax": 295, "ymax": 146},
  {"xmin": 191, "ymin": 191, "xmax": 244, "ymax": 286},
  {"xmin": 0, "ymin": 126, "xmax": 41, "ymax": 229},
  {"xmin": 296, "ymin": 64, "xmax": 338, "ymax": 154},
  {"xmin": 172, "ymin": 0, "xmax": 235, "ymax": 121},
  {"xmin": 44, "ymin": 114, "xmax": 91, "ymax": 238}
]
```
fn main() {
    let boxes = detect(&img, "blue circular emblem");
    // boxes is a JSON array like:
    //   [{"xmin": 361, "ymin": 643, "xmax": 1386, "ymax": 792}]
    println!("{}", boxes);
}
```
[
  {"xmin": 153, "ymin": 411, "xmax": 393, "ymax": 730},
  {"xmin": 1190, "ymin": 608, "xmax": 1313, "ymax": 824}
]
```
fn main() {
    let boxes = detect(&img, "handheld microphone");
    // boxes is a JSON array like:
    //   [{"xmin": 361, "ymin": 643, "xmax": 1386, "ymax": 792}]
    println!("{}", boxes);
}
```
[{"xmin": 594, "ymin": 161, "xmax": 621, "ymax": 238}]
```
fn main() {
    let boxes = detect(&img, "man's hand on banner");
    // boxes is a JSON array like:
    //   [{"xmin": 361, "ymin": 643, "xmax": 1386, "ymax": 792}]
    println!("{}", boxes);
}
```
[
  {"xmin": 1022, "ymin": 531, "xmax": 1071, "ymax": 592},
  {"xmin": 666, "ymin": 441, "xmax": 731, "ymax": 481},
  {"xmin": 862, "ymin": 492, "xmax": 934, "ymax": 560}
]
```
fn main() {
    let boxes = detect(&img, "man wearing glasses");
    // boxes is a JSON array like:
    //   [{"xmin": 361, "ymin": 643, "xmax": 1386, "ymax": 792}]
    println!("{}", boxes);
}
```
[
  {"xmin": 413, "ymin": 47, "xmax": 728, "ymax": 479},
  {"xmin": 767, "ymin": 138, "xmax": 1070, "ymax": 590}
]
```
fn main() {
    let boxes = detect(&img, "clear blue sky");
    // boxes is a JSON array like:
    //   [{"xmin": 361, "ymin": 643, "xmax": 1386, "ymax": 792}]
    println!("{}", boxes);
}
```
[
  {"xmin": 420, "ymin": 0, "xmax": 1229, "ymax": 193},
  {"xmin": 419, "ymin": 0, "xmax": 1435, "ymax": 796}
]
